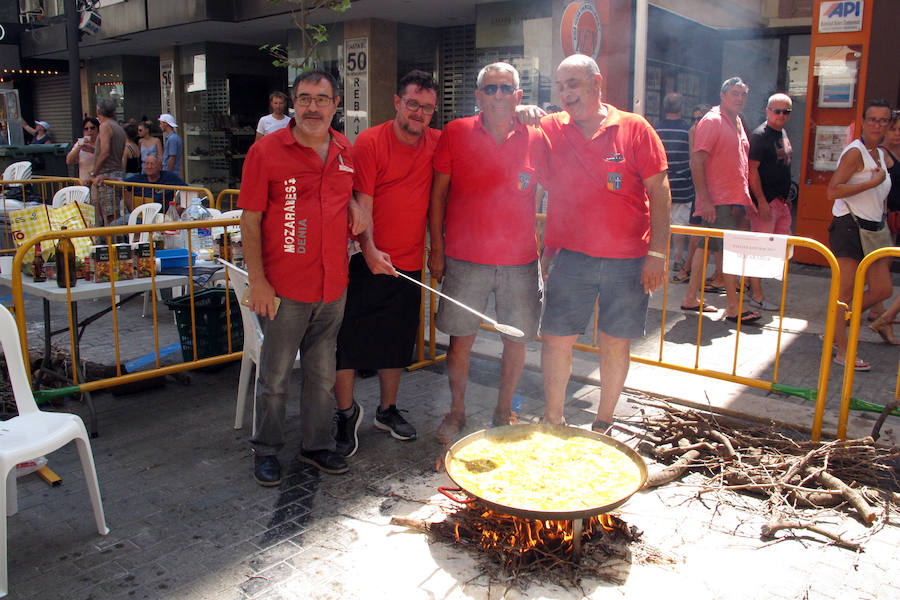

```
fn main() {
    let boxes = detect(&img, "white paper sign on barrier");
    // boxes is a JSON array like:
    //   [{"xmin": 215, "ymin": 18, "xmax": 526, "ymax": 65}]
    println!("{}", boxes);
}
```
[{"xmin": 722, "ymin": 230, "xmax": 790, "ymax": 280}]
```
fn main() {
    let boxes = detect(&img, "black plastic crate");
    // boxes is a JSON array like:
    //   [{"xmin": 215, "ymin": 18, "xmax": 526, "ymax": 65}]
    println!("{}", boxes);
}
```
[{"xmin": 165, "ymin": 287, "xmax": 243, "ymax": 364}]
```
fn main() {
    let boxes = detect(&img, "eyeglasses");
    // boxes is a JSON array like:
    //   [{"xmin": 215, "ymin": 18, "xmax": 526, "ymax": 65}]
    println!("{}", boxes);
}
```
[
  {"xmin": 768, "ymin": 108, "xmax": 791, "ymax": 115},
  {"xmin": 866, "ymin": 117, "xmax": 891, "ymax": 125},
  {"xmin": 479, "ymin": 84, "xmax": 516, "ymax": 96},
  {"xmin": 402, "ymin": 98, "xmax": 436, "ymax": 115},
  {"xmin": 83, "ymin": 125, "xmax": 96, "ymax": 130},
  {"xmin": 295, "ymin": 94, "xmax": 334, "ymax": 107}
]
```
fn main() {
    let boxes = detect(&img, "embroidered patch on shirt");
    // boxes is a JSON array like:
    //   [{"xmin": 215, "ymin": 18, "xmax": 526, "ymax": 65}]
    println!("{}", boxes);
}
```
[
  {"xmin": 605, "ymin": 153, "xmax": 624, "ymax": 163},
  {"xmin": 517, "ymin": 172, "xmax": 532, "ymax": 191},
  {"xmin": 607, "ymin": 172, "xmax": 622, "ymax": 191},
  {"xmin": 338, "ymin": 155, "xmax": 354, "ymax": 173}
]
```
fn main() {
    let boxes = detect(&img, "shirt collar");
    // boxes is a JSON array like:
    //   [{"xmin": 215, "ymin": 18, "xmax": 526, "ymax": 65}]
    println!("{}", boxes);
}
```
[
  {"xmin": 278, "ymin": 118, "xmax": 346, "ymax": 152},
  {"xmin": 475, "ymin": 111, "xmax": 525, "ymax": 138}
]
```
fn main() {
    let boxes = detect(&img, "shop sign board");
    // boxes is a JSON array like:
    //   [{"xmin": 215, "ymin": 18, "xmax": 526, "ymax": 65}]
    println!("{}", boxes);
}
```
[
  {"xmin": 818, "ymin": 1, "xmax": 863, "ymax": 33},
  {"xmin": 344, "ymin": 37, "xmax": 368, "ymax": 144},
  {"xmin": 560, "ymin": 1, "xmax": 602, "ymax": 59},
  {"xmin": 160, "ymin": 59, "xmax": 175, "ymax": 116}
]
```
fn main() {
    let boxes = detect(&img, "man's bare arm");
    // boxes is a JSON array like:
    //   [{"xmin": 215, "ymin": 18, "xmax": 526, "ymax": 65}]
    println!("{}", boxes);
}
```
[
  {"xmin": 642, "ymin": 170, "xmax": 671, "ymax": 293},
  {"xmin": 748, "ymin": 159, "xmax": 769, "ymax": 220},
  {"xmin": 690, "ymin": 150, "xmax": 714, "ymax": 222},
  {"xmin": 240, "ymin": 209, "xmax": 278, "ymax": 319},
  {"xmin": 355, "ymin": 192, "xmax": 396, "ymax": 276},
  {"xmin": 91, "ymin": 122, "xmax": 112, "ymax": 180},
  {"xmin": 427, "ymin": 171, "xmax": 451, "ymax": 283}
]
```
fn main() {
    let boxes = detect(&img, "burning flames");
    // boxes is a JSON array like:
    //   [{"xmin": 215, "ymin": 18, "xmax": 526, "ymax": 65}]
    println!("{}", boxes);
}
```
[{"xmin": 453, "ymin": 509, "xmax": 627, "ymax": 555}]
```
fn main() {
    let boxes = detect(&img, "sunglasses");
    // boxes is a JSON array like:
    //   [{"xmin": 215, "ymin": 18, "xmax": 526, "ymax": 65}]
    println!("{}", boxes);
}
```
[
  {"xmin": 768, "ymin": 108, "xmax": 791, "ymax": 115},
  {"xmin": 480, "ymin": 84, "xmax": 516, "ymax": 96},
  {"xmin": 83, "ymin": 125, "xmax": 96, "ymax": 130}
]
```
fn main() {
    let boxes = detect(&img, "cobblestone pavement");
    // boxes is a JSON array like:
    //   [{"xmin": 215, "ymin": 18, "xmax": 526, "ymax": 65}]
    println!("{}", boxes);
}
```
[{"xmin": 3, "ymin": 263, "xmax": 900, "ymax": 599}]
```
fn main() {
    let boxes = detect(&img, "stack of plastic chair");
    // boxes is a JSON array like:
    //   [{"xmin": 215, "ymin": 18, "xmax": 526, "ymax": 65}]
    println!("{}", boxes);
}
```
[
  {"xmin": 218, "ymin": 259, "xmax": 300, "ymax": 433},
  {"xmin": 0, "ymin": 304, "xmax": 108, "ymax": 597},
  {"xmin": 50, "ymin": 185, "xmax": 90, "ymax": 208},
  {"xmin": 0, "ymin": 162, "xmax": 34, "ymax": 216}
]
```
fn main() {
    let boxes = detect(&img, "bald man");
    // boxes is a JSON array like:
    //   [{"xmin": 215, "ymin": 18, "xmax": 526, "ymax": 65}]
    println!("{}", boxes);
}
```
[{"xmin": 539, "ymin": 54, "xmax": 671, "ymax": 431}]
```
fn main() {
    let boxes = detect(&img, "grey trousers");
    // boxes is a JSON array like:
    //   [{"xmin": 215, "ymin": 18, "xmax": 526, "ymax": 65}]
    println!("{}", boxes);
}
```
[{"xmin": 250, "ymin": 292, "xmax": 346, "ymax": 456}]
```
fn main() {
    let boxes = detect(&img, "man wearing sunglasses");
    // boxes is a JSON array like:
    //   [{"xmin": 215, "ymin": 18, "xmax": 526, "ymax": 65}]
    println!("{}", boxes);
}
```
[
  {"xmin": 539, "ymin": 53, "xmax": 670, "ymax": 432},
  {"xmin": 333, "ymin": 70, "xmax": 441, "ymax": 457},
  {"xmin": 745, "ymin": 92, "xmax": 795, "ymax": 312},
  {"xmin": 430, "ymin": 62, "xmax": 548, "ymax": 444},
  {"xmin": 239, "ymin": 70, "xmax": 366, "ymax": 485}
]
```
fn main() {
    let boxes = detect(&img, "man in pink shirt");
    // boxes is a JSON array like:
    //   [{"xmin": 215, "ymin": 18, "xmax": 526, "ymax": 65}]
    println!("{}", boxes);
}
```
[{"xmin": 682, "ymin": 76, "xmax": 759, "ymax": 324}]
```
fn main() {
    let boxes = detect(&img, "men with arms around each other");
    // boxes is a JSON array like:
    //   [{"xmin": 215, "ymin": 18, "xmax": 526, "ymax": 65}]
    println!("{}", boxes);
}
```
[
  {"xmin": 429, "ymin": 62, "xmax": 548, "ymax": 444},
  {"xmin": 333, "ymin": 70, "xmax": 441, "ymax": 457},
  {"xmin": 540, "ymin": 54, "xmax": 670, "ymax": 431},
  {"xmin": 239, "ymin": 70, "xmax": 366, "ymax": 486}
]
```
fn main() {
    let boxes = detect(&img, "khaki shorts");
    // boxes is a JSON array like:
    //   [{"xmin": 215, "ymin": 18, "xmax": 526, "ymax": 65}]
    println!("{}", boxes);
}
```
[{"xmin": 434, "ymin": 256, "xmax": 541, "ymax": 341}]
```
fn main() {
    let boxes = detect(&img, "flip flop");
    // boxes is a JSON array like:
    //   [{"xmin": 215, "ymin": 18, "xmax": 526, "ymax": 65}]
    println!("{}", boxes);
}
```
[
  {"xmin": 681, "ymin": 304, "xmax": 718, "ymax": 313},
  {"xmin": 725, "ymin": 310, "xmax": 761, "ymax": 324},
  {"xmin": 704, "ymin": 284, "xmax": 726, "ymax": 294},
  {"xmin": 833, "ymin": 355, "xmax": 871, "ymax": 372},
  {"xmin": 591, "ymin": 420, "xmax": 612, "ymax": 433},
  {"xmin": 672, "ymin": 271, "xmax": 691, "ymax": 283}
]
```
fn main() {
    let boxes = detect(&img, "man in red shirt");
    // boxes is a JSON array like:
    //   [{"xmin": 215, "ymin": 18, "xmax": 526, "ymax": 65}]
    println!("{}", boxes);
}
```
[
  {"xmin": 429, "ymin": 62, "xmax": 548, "ymax": 444},
  {"xmin": 683, "ymin": 76, "xmax": 759, "ymax": 324},
  {"xmin": 540, "ymin": 54, "xmax": 670, "ymax": 431},
  {"xmin": 240, "ymin": 70, "xmax": 365, "ymax": 486},
  {"xmin": 333, "ymin": 70, "xmax": 441, "ymax": 457}
]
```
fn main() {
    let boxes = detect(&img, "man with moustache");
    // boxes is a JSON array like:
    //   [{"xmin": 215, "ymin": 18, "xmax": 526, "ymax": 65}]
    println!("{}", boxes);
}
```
[
  {"xmin": 683, "ymin": 76, "xmax": 758, "ymax": 325},
  {"xmin": 429, "ymin": 62, "xmax": 548, "ymax": 444},
  {"xmin": 333, "ymin": 70, "xmax": 441, "ymax": 456},
  {"xmin": 539, "ymin": 54, "xmax": 670, "ymax": 431},
  {"xmin": 745, "ymin": 92, "xmax": 795, "ymax": 312},
  {"xmin": 239, "ymin": 70, "xmax": 366, "ymax": 486}
]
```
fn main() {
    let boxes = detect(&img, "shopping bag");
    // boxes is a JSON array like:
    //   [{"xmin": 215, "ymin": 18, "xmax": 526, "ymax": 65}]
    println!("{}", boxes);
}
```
[{"xmin": 10, "ymin": 201, "xmax": 95, "ymax": 261}]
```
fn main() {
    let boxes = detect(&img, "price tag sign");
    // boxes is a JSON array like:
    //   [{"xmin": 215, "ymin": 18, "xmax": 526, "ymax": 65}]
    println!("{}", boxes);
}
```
[
  {"xmin": 344, "ymin": 37, "xmax": 368, "ymax": 144},
  {"xmin": 723, "ymin": 230, "xmax": 790, "ymax": 280}
]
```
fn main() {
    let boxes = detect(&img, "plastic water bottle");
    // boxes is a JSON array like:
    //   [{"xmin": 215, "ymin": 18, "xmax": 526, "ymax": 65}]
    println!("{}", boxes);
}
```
[
  {"xmin": 163, "ymin": 200, "xmax": 183, "ymax": 250},
  {"xmin": 182, "ymin": 197, "xmax": 214, "ymax": 259}
]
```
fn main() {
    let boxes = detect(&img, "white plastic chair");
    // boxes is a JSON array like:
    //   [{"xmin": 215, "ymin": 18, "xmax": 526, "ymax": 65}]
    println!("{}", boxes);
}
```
[
  {"xmin": 127, "ymin": 202, "xmax": 163, "ymax": 245},
  {"xmin": 220, "ymin": 209, "xmax": 242, "ymax": 220},
  {"xmin": 51, "ymin": 185, "xmax": 90, "ymax": 208},
  {"xmin": 0, "ymin": 162, "xmax": 34, "ymax": 215},
  {"xmin": 0, "ymin": 304, "xmax": 108, "ymax": 597},
  {"xmin": 219, "ymin": 260, "xmax": 300, "ymax": 433}
]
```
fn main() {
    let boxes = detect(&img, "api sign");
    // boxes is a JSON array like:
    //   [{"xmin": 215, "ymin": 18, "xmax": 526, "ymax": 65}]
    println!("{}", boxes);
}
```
[{"xmin": 818, "ymin": 1, "xmax": 863, "ymax": 33}]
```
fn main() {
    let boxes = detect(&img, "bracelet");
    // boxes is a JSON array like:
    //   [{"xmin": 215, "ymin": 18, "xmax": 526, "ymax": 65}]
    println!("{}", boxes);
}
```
[{"xmin": 646, "ymin": 250, "xmax": 666, "ymax": 260}]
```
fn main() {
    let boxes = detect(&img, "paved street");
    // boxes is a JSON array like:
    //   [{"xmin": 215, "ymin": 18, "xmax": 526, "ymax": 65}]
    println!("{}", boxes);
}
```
[{"xmin": 2, "ymin": 262, "xmax": 900, "ymax": 599}]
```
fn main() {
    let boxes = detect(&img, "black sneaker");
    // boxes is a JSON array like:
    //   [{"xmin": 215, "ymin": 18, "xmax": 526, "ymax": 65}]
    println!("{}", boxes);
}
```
[
  {"xmin": 334, "ymin": 401, "xmax": 363, "ymax": 458},
  {"xmin": 298, "ymin": 449, "xmax": 349, "ymax": 474},
  {"xmin": 374, "ymin": 405, "xmax": 417, "ymax": 441},
  {"xmin": 253, "ymin": 455, "xmax": 282, "ymax": 487}
]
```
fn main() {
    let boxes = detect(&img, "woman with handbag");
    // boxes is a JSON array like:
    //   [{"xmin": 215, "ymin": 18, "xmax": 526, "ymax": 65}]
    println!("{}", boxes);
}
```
[{"xmin": 826, "ymin": 100, "xmax": 894, "ymax": 369}]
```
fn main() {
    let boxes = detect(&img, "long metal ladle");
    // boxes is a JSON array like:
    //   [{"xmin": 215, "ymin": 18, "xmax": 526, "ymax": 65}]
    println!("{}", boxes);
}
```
[{"xmin": 395, "ymin": 271, "xmax": 525, "ymax": 338}]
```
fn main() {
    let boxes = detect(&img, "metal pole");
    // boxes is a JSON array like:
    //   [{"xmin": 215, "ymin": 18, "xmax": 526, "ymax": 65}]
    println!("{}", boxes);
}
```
[
  {"xmin": 632, "ymin": 0, "xmax": 648, "ymax": 116},
  {"xmin": 64, "ymin": 0, "xmax": 82, "ymax": 141}
]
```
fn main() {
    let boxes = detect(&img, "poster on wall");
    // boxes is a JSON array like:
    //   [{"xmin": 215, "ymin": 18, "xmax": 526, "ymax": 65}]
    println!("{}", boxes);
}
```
[
  {"xmin": 818, "ymin": 1, "xmax": 863, "ymax": 33},
  {"xmin": 160, "ymin": 59, "xmax": 175, "ymax": 116},
  {"xmin": 813, "ymin": 125, "xmax": 851, "ymax": 171},
  {"xmin": 343, "ymin": 37, "xmax": 369, "ymax": 144}
]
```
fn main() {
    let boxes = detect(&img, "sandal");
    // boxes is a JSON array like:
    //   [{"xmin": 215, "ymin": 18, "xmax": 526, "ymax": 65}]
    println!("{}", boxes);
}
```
[
  {"xmin": 833, "ymin": 355, "xmax": 871, "ymax": 372},
  {"xmin": 681, "ymin": 303, "xmax": 718, "ymax": 313},
  {"xmin": 591, "ymin": 420, "xmax": 612, "ymax": 433},
  {"xmin": 672, "ymin": 270, "xmax": 691, "ymax": 283},
  {"xmin": 868, "ymin": 317, "xmax": 899, "ymax": 345},
  {"xmin": 725, "ymin": 310, "xmax": 760, "ymax": 324}
]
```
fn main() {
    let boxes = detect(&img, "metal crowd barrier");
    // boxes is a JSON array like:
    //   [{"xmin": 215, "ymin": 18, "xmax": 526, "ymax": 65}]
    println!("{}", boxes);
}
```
[
  {"xmin": 838, "ymin": 246, "xmax": 900, "ymax": 439},
  {"xmin": 6, "ymin": 217, "xmax": 240, "ymax": 435},
  {"xmin": 215, "ymin": 189, "xmax": 241, "ymax": 212},
  {"xmin": 99, "ymin": 180, "xmax": 215, "ymax": 224},
  {"xmin": 409, "ymin": 218, "xmax": 844, "ymax": 442}
]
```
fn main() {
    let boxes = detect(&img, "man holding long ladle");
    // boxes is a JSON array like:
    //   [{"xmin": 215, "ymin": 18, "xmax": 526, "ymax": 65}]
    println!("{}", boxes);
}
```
[{"xmin": 429, "ymin": 62, "xmax": 549, "ymax": 445}]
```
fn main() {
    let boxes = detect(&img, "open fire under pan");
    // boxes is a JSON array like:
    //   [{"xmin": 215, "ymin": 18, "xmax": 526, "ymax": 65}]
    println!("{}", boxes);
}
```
[{"xmin": 441, "ymin": 423, "xmax": 648, "ymax": 557}]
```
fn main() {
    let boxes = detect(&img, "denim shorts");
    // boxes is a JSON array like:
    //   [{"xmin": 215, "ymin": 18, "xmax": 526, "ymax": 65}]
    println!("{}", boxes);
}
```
[
  {"xmin": 434, "ymin": 256, "xmax": 541, "ymax": 341},
  {"xmin": 541, "ymin": 249, "xmax": 648, "ymax": 339}
]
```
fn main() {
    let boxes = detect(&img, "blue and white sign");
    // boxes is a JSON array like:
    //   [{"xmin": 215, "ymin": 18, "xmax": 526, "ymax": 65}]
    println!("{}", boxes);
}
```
[{"xmin": 818, "ymin": 1, "xmax": 864, "ymax": 33}]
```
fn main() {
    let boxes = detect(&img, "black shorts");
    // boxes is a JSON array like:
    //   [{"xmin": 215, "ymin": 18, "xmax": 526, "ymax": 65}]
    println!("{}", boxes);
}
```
[
  {"xmin": 828, "ymin": 214, "xmax": 864, "ymax": 261},
  {"xmin": 336, "ymin": 253, "xmax": 422, "ymax": 370}
]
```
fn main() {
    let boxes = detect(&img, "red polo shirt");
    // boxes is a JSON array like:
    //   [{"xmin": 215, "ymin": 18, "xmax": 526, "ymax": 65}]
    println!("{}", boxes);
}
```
[
  {"xmin": 541, "ymin": 105, "xmax": 668, "ymax": 258},
  {"xmin": 239, "ymin": 120, "xmax": 354, "ymax": 303},
  {"xmin": 352, "ymin": 120, "xmax": 440, "ymax": 271},
  {"xmin": 433, "ymin": 113, "xmax": 548, "ymax": 265},
  {"xmin": 693, "ymin": 105, "xmax": 751, "ymax": 210}
]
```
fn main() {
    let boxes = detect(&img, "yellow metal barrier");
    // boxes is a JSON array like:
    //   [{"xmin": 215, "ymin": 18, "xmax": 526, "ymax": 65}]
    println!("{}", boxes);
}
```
[
  {"xmin": 96, "ymin": 180, "xmax": 215, "ymax": 225},
  {"xmin": 409, "ymin": 218, "xmax": 843, "ymax": 441},
  {"xmin": 215, "ymin": 189, "xmax": 241, "ymax": 212},
  {"xmin": 7, "ymin": 218, "xmax": 240, "ymax": 434},
  {"xmin": 839, "ymin": 246, "xmax": 900, "ymax": 439}
]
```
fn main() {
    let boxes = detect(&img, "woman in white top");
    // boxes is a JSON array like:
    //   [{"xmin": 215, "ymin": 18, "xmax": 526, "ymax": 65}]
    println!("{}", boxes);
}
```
[
  {"xmin": 826, "ymin": 100, "xmax": 894, "ymax": 370},
  {"xmin": 255, "ymin": 91, "xmax": 290, "ymax": 140}
]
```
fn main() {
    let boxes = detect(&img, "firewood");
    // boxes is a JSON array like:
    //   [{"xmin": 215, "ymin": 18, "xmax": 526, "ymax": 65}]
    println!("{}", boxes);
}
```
[
  {"xmin": 808, "ymin": 468, "xmax": 877, "ymax": 525},
  {"xmin": 760, "ymin": 518, "xmax": 863, "ymax": 551}
]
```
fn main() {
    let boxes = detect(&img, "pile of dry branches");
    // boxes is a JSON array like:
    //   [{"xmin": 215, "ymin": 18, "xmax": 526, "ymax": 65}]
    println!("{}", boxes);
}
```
[{"xmin": 629, "ymin": 399, "xmax": 900, "ymax": 550}]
